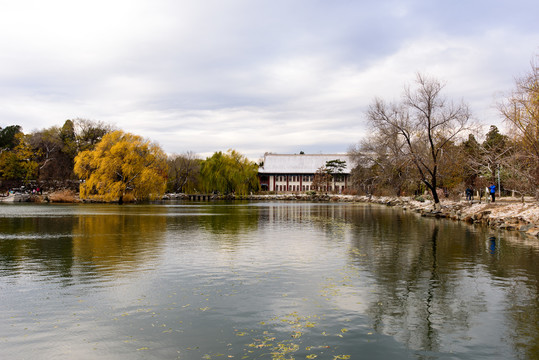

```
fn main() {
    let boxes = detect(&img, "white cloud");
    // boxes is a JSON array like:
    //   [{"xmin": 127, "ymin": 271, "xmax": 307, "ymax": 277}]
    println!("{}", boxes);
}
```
[{"xmin": 1, "ymin": 0, "xmax": 538, "ymax": 159}]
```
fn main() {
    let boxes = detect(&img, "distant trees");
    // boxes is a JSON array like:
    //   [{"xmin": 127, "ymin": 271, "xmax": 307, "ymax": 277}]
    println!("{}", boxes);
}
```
[
  {"xmin": 29, "ymin": 119, "xmax": 114, "ymax": 181},
  {"xmin": 0, "ymin": 125, "xmax": 22, "ymax": 150},
  {"xmin": 167, "ymin": 151, "xmax": 201, "ymax": 193},
  {"xmin": 349, "ymin": 131, "xmax": 416, "ymax": 196},
  {"xmin": 72, "ymin": 118, "xmax": 114, "ymax": 152},
  {"xmin": 30, "ymin": 125, "xmax": 73, "ymax": 180},
  {"xmin": 3, "ymin": 56, "xmax": 538, "ymax": 203},
  {"xmin": 0, "ymin": 133, "xmax": 39, "ymax": 181},
  {"xmin": 0, "ymin": 118, "xmax": 116, "ymax": 186},
  {"xmin": 1, "ymin": 119, "xmax": 266, "ymax": 200},
  {"xmin": 348, "ymin": 61, "xmax": 539, "ymax": 202},
  {"xmin": 311, "ymin": 166, "xmax": 332, "ymax": 192},
  {"xmin": 74, "ymin": 130, "xmax": 168, "ymax": 203},
  {"xmin": 459, "ymin": 125, "xmax": 511, "ymax": 195},
  {"xmin": 356, "ymin": 74, "xmax": 472, "ymax": 207},
  {"xmin": 499, "ymin": 58, "xmax": 539, "ymax": 198},
  {"xmin": 200, "ymin": 150, "xmax": 259, "ymax": 195},
  {"xmin": 310, "ymin": 159, "xmax": 348, "ymax": 192}
]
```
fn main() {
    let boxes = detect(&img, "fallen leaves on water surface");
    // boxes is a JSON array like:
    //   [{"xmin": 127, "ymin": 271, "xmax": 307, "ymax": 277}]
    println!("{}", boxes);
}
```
[
  {"xmin": 233, "ymin": 310, "xmax": 356, "ymax": 360},
  {"xmin": 269, "ymin": 342, "xmax": 300, "ymax": 359}
]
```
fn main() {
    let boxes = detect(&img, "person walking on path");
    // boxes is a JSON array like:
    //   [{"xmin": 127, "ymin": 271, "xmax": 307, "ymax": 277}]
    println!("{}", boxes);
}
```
[
  {"xmin": 489, "ymin": 184, "xmax": 496, "ymax": 202},
  {"xmin": 466, "ymin": 188, "xmax": 473, "ymax": 201}
]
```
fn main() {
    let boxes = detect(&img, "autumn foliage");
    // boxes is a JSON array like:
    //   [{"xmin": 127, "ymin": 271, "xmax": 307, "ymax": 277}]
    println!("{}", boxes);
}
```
[{"xmin": 74, "ymin": 130, "xmax": 168, "ymax": 203}]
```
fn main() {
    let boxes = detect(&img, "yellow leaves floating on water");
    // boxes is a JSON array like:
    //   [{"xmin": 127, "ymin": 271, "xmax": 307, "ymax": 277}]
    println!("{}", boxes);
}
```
[
  {"xmin": 270, "ymin": 343, "xmax": 300, "ymax": 359},
  {"xmin": 237, "ymin": 311, "xmax": 356, "ymax": 359},
  {"xmin": 275, "ymin": 312, "xmax": 319, "ymax": 329},
  {"xmin": 247, "ymin": 336, "xmax": 274, "ymax": 349}
]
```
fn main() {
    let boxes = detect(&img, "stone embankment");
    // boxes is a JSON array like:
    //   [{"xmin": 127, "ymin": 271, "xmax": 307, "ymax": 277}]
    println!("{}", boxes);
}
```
[{"xmin": 187, "ymin": 193, "xmax": 539, "ymax": 238}]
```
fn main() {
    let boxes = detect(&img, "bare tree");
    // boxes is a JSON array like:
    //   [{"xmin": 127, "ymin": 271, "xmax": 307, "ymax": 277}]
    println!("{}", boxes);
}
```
[
  {"xmin": 167, "ymin": 151, "xmax": 201, "ymax": 193},
  {"xmin": 349, "ymin": 131, "xmax": 417, "ymax": 196},
  {"xmin": 366, "ymin": 74, "xmax": 472, "ymax": 209},
  {"xmin": 311, "ymin": 166, "xmax": 332, "ymax": 192},
  {"xmin": 498, "ymin": 57, "xmax": 539, "ymax": 198},
  {"xmin": 72, "ymin": 118, "xmax": 115, "ymax": 152}
]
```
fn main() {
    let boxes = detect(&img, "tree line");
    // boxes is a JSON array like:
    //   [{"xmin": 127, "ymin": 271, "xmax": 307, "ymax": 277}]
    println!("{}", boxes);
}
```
[
  {"xmin": 348, "ymin": 58, "xmax": 539, "ymax": 205},
  {"xmin": 2, "ymin": 56, "xmax": 537, "ymax": 203},
  {"xmin": 0, "ymin": 118, "xmax": 260, "ymax": 202}
]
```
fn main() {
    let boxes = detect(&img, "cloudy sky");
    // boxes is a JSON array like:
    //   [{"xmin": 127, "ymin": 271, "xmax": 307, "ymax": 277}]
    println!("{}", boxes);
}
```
[{"xmin": 1, "ymin": 0, "xmax": 538, "ymax": 160}]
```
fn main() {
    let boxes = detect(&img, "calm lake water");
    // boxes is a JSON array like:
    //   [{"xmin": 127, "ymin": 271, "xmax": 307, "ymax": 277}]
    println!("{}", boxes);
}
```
[{"xmin": 1, "ymin": 202, "xmax": 538, "ymax": 360}]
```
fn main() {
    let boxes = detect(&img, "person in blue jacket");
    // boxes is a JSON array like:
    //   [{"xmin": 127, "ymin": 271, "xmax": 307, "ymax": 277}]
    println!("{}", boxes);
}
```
[{"xmin": 489, "ymin": 184, "xmax": 496, "ymax": 202}]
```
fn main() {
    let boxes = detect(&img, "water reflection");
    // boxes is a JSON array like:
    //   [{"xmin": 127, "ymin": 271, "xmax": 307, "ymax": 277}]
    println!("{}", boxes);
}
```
[
  {"xmin": 0, "ymin": 202, "xmax": 538, "ymax": 359},
  {"xmin": 0, "ymin": 205, "xmax": 167, "ymax": 282},
  {"xmin": 343, "ymin": 206, "xmax": 539, "ymax": 359},
  {"xmin": 71, "ymin": 209, "xmax": 167, "ymax": 277},
  {"xmin": 196, "ymin": 203, "xmax": 259, "ymax": 238}
]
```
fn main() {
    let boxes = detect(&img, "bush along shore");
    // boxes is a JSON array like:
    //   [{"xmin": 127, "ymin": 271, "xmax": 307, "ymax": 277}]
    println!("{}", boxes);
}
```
[{"xmin": 164, "ymin": 193, "xmax": 539, "ymax": 239}]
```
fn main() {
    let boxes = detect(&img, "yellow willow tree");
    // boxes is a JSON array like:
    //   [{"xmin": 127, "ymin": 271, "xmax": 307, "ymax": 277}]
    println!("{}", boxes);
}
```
[{"xmin": 74, "ymin": 130, "xmax": 168, "ymax": 203}]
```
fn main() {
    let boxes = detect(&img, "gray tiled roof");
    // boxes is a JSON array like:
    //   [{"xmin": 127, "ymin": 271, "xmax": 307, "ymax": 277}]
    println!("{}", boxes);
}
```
[{"xmin": 259, "ymin": 154, "xmax": 351, "ymax": 174}]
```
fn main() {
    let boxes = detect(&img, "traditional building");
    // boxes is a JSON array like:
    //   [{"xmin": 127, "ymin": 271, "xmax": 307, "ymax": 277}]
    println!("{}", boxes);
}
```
[{"xmin": 258, "ymin": 153, "xmax": 352, "ymax": 193}]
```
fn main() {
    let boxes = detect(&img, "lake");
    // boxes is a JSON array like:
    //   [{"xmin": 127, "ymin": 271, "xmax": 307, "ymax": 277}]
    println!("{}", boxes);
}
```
[{"xmin": 0, "ymin": 201, "xmax": 538, "ymax": 359}]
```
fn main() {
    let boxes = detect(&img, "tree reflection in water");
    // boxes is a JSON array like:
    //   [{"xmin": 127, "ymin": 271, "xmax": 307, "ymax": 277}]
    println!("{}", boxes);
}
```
[
  {"xmin": 1, "ymin": 202, "xmax": 539, "ymax": 359},
  {"xmin": 345, "ymin": 205, "xmax": 539, "ymax": 358}
]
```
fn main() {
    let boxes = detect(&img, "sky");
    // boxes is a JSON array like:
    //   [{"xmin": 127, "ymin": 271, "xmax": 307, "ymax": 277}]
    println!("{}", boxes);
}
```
[{"xmin": 1, "ymin": 0, "xmax": 538, "ymax": 160}]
